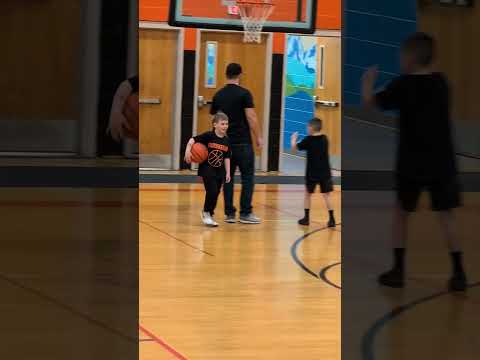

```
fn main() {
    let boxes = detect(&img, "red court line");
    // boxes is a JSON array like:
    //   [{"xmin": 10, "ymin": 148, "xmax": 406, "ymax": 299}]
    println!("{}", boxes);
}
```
[
  {"xmin": 0, "ymin": 200, "xmax": 137, "ymax": 208},
  {"xmin": 139, "ymin": 325, "xmax": 188, "ymax": 360}
]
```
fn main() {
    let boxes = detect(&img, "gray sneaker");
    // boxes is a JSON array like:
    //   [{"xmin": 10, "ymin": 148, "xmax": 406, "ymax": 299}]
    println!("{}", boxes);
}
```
[
  {"xmin": 239, "ymin": 213, "xmax": 261, "ymax": 224},
  {"xmin": 224, "ymin": 215, "xmax": 237, "ymax": 223}
]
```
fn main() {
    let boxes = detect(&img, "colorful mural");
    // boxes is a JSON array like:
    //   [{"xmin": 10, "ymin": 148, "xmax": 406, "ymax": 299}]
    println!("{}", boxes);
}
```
[{"xmin": 283, "ymin": 35, "xmax": 317, "ymax": 152}]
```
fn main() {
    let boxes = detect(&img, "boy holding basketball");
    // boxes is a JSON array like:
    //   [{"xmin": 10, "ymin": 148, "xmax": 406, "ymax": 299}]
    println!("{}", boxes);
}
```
[
  {"xmin": 185, "ymin": 112, "xmax": 231, "ymax": 227},
  {"xmin": 291, "ymin": 118, "xmax": 336, "ymax": 228},
  {"xmin": 362, "ymin": 32, "xmax": 467, "ymax": 291}
]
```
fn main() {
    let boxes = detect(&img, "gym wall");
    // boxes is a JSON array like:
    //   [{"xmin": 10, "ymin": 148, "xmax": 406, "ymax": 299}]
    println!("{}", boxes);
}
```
[
  {"xmin": 343, "ymin": 0, "xmax": 417, "ymax": 107},
  {"xmin": 418, "ymin": 2, "xmax": 480, "ymax": 158},
  {"xmin": 139, "ymin": 0, "xmax": 341, "ymax": 170}
]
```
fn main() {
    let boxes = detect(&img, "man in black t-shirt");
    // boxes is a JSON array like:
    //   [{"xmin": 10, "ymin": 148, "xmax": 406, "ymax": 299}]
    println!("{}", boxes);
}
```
[
  {"xmin": 291, "ymin": 118, "xmax": 336, "ymax": 227},
  {"xmin": 210, "ymin": 63, "xmax": 263, "ymax": 224},
  {"xmin": 107, "ymin": 75, "xmax": 138, "ymax": 141},
  {"xmin": 362, "ymin": 32, "xmax": 467, "ymax": 291}
]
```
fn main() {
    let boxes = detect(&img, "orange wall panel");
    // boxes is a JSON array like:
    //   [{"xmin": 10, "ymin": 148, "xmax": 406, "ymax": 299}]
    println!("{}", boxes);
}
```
[
  {"xmin": 140, "ymin": 0, "xmax": 341, "ymax": 30},
  {"xmin": 140, "ymin": 0, "xmax": 169, "ymax": 21},
  {"xmin": 317, "ymin": 0, "xmax": 341, "ymax": 30}
]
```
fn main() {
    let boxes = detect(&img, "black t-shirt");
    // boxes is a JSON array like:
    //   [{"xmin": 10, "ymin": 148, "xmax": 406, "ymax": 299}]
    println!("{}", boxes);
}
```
[
  {"xmin": 128, "ymin": 75, "xmax": 139, "ymax": 94},
  {"xmin": 210, "ymin": 84, "xmax": 254, "ymax": 145},
  {"xmin": 376, "ymin": 72, "xmax": 457, "ymax": 180},
  {"xmin": 193, "ymin": 131, "xmax": 231, "ymax": 178},
  {"xmin": 297, "ymin": 135, "xmax": 332, "ymax": 180}
]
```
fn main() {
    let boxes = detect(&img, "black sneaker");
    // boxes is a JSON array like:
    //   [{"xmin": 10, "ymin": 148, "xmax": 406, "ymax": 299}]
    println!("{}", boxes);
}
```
[
  {"xmin": 328, "ymin": 218, "xmax": 336, "ymax": 228},
  {"xmin": 378, "ymin": 268, "xmax": 405, "ymax": 288},
  {"xmin": 298, "ymin": 217, "xmax": 310, "ymax": 226},
  {"xmin": 448, "ymin": 272, "xmax": 467, "ymax": 292}
]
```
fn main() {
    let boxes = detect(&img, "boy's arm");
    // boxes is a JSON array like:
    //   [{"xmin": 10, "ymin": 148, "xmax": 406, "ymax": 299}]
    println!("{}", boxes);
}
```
[
  {"xmin": 107, "ymin": 80, "xmax": 133, "ymax": 141},
  {"xmin": 184, "ymin": 138, "xmax": 195, "ymax": 163},
  {"xmin": 361, "ymin": 66, "xmax": 378, "ymax": 110},
  {"xmin": 363, "ymin": 66, "xmax": 403, "ymax": 112},
  {"xmin": 225, "ymin": 158, "xmax": 231, "ymax": 183},
  {"xmin": 290, "ymin": 132, "xmax": 299, "ymax": 153}
]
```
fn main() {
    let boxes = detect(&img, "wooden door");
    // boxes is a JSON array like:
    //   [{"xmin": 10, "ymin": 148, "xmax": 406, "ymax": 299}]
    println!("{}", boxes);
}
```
[
  {"xmin": 314, "ymin": 36, "xmax": 341, "ymax": 159},
  {"xmin": 197, "ymin": 32, "xmax": 268, "ymax": 165},
  {"xmin": 0, "ymin": 0, "xmax": 82, "ymax": 152},
  {"xmin": 139, "ymin": 28, "xmax": 177, "ymax": 168}
]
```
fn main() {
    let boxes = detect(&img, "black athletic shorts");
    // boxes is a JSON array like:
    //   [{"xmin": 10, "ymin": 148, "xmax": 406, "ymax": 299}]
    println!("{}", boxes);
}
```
[
  {"xmin": 306, "ymin": 178, "xmax": 334, "ymax": 194},
  {"xmin": 396, "ymin": 176, "xmax": 461, "ymax": 212}
]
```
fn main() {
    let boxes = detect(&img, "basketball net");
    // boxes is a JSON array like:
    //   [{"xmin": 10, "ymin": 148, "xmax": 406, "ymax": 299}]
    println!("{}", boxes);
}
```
[{"xmin": 236, "ymin": 0, "xmax": 274, "ymax": 43}]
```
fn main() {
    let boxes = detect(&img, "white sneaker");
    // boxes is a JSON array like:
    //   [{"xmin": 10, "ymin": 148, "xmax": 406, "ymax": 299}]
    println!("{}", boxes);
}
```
[{"xmin": 202, "ymin": 212, "xmax": 218, "ymax": 227}]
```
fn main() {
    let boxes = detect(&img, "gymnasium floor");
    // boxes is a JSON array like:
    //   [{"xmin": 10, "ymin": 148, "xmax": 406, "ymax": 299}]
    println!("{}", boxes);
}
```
[
  {"xmin": 0, "ymin": 187, "xmax": 138, "ymax": 359},
  {"xmin": 139, "ymin": 183, "xmax": 341, "ymax": 360},
  {"xmin": 343, "ymin": 191, "xmax": 480, "ymax": 360},
  {"xmin": 140, "ymin": 182, "xmax": 480, "ymax": 360}
]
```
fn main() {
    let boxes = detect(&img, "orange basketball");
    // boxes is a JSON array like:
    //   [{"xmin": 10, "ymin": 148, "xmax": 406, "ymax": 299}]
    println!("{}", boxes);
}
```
[
  {"xmin": 122, "ymin": 93, "xmax": 139, "ymax": 140},
  {"xmin": 191, "ymin": 143, "xmax": 208, "ymax": 164}
]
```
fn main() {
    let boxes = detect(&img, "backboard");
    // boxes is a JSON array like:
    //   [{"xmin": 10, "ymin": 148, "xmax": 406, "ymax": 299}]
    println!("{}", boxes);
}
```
[{"xmin": 168, "ymin": 0, "xmax": 318, "ymax": 33}]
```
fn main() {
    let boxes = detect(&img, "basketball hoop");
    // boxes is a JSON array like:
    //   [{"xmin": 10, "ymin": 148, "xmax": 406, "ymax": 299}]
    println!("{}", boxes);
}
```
[{"xmin": 236, "ymin": 0, "xmax": 275, "ymax": 43}]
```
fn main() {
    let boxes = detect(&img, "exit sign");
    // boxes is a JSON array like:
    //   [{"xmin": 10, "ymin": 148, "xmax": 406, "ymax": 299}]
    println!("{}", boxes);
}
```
[{"xmin": 227, "ymin": 5, "xmax": 240, "ymax": 15}]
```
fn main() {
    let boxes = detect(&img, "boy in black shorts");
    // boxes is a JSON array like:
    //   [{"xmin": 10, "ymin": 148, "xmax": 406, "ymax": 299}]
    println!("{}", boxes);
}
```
[
  {"xmin": 185, "ymin": 112, "xmax": 232, "ymax": 227},
  {"xmin": 291, "ymin": 118, "xmax": 336, "ymax": 227},
  {"xmin": 362, "ymin": 32, "xmax": 467, "ymax": 291}
]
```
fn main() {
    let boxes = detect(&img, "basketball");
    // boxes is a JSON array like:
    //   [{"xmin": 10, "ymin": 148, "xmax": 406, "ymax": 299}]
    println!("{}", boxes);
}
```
[
  {"xmin": 191, "ymin": 142, "xmax": 208, "ymax": 164},
  {"xmin": 122, "ymin": 93, "xmax": 139, "ymax": 140}
]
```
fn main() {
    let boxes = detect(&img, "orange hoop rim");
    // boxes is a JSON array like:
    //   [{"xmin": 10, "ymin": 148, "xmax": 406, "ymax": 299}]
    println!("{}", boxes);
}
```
[{"xmin": 235, "ymin": 0, "xmax": 275, "ymax": 6}]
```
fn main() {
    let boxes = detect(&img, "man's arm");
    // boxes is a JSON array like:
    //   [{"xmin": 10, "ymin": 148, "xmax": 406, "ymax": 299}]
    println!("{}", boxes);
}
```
[
  {"xmin": 210, "ymin": 94, "xmax": 219, "ymax": 115},
  {"xmin": 245, "ymin": 108, "xmax": 263, "ymax": 148}
]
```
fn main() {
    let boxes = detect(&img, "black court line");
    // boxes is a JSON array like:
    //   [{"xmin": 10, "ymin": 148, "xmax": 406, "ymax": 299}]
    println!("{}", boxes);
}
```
[
  {"xmin": 319, "ymin": 262, "xmax": 341, "ymax": 290},
  {"xmin": 361, "ymin": 281, "xmax": 480, "ymax": 360},
  {"xmin": 140, "ymin": 220, "xmax": 215, "ymax": 257},
  {"xmin": 0, "ymin": 272, "xmax": 136, "ymax": 343},
  {"xmin": 290, "ymin": 224, "xmax": 342, "ymax": 290}
]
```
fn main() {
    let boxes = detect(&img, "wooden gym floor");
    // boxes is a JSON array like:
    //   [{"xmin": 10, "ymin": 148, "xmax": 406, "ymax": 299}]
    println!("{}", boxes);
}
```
[
  {"xmin": 140, "ymin": 184, "xmax": 480, "ymax": 360},
  {"xmin": 3, "ymin": 185, "xmax": 476, "ymax": 359},
  {"xmin": 140, "ymin": 183, "xmax": 342, "ymax": 360}
]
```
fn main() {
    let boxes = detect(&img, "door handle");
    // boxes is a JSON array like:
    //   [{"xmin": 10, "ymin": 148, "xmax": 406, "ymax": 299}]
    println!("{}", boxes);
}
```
[
  {"xmin": 198, "ymin": 96, "xmax": 213, "ymax": 108},
  {"xmin": 140, "ymin": 98, "xmax": 161, "ymax": 105},
  {"xmin": 313, "ymin": 96, "xmax": 339, "ymax": 108}
]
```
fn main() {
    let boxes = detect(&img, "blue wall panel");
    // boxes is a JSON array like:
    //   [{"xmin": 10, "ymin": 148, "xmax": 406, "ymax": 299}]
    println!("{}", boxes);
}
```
[
  {"xmin": 343, "ymin": 1, "xmax": 417, "ymax": 106},
  {"xmin": 282, "ymin": 35, "xmax": 318, "ymax": 152}
]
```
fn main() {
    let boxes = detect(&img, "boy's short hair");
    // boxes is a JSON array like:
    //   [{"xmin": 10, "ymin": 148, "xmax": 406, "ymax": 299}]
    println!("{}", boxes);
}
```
[
  {"xmin": 213, "ymin": 111, "xmax": 229, "ymax": 124},
  {"xmin": 308, "ymin": 117, "xmax": 322, "ymax": 132},
  {"xmin": 226, "ymin": 63, "xmax": 242, "ymax": 79},
  {"xmin": 402, "ymin": 32, "xmax": 435, "ymax": 66}
]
